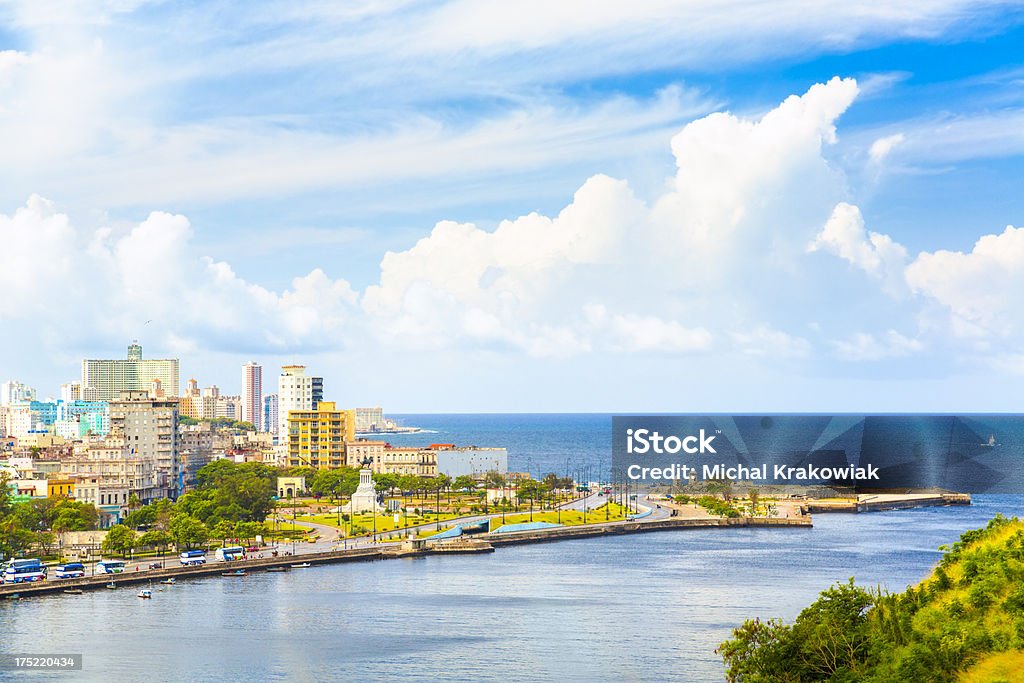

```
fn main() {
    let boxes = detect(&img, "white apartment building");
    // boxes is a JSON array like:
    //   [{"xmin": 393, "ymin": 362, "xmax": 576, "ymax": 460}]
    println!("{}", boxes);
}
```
[
  {"xmin": 277, "ymin": 365, "xmax": 312, "ymax": 440},
  {"xmin": 82, "ymin": 341, "xmax": 180, "ymax": 400}
]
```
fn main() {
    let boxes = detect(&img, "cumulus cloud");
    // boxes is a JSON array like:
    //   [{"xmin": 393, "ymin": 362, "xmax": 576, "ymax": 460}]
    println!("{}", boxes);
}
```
[
  {"xmin": 0, "ymin": 197, "xmax": 358, "ymax": 356},
  {"xmin": 807, "ymin": 202, "xmax": 908, "ymax": 295},
  {"xmin": 363, "ymin": 77, "xmax": 861, "ymax": 356},
  {"xmin": 905, "ymin": 224, "xmax": 1024, "ymax": 336}
]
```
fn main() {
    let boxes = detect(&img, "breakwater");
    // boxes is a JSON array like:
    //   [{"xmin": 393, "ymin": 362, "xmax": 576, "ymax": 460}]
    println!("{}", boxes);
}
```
[{"xmin": 804, "ymin": 493, "xmax": 971, "ymax": 514}]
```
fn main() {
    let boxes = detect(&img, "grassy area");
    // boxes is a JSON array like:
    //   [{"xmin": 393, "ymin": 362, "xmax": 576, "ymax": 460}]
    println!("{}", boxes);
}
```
[
  {"xmin": 306, "ymin": 511, "xmax": 466, "ymax": 536},
  {"xmin": 495, "ymin": 502, "xmax": 628, "ymax": 527},
  {"xmin": 958, "ymin": 650, "xmax": 1024, "ymax": 682}
]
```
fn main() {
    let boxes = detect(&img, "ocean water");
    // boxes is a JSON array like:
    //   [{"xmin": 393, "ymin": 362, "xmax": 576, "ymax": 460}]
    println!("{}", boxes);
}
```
[{"xmin": 386, "ymin": 413, "xmax": 612, "ymax": 478}]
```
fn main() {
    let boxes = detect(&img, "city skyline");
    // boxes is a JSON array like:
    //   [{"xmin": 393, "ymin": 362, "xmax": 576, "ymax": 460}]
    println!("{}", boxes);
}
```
[{"xmin": 2, "ymin": 3, "xmax": 1024, "ymax": 411}]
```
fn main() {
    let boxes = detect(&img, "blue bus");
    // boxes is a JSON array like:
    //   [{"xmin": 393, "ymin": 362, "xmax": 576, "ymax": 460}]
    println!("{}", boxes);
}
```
[
  {"xmin": 179, "ymin": 550, "xmax": 206, "ymax": 566},
  {"xmin": 54, "ymin": 563, "xmax": 86, "ymax": 579},
  {"xmin": 1, "ymin": 558, "xmax": 47, "ymax": 584}
]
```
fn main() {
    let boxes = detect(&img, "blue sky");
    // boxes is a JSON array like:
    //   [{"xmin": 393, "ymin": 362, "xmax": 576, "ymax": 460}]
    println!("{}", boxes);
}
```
[{"xmin": 1, "ymin": 1, "xmax": 1023, "ymax": 411}]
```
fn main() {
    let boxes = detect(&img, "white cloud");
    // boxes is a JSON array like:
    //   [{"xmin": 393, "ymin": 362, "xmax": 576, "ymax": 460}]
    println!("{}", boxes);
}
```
[
  {"xmin": 807, "ymin": 202, "xmax": 908, "ymax": 295},
  {"xmin": 0, "ymin": 197, "xmax": 358, "ymax": 357},
  {"xmin": 833, "ymin": 330, "xmax": 923, "ymax": 361},
  {"xmin": 905, "ymin": 224, "xmax": 1024, "ymax": 336},
  {"xmin": 731, "ymin": 326, "xmax": 811, "ymax": 358},
  {"xmin": 868, "ymin": 132, "xmax": 905, "ymax": 163},
  {"xmin": 362, "ymin": 78, "xmax": 860, "ymax": 356}
]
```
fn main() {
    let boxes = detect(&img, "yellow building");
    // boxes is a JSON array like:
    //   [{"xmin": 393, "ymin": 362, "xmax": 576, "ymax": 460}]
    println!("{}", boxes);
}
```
[
  {"xmin": 287, "ymin": 402, "xmax": 355, "ymax": 469},
  {"xmin": 47, "ymin": 477, "xmax": 76, "ymax": 498}
]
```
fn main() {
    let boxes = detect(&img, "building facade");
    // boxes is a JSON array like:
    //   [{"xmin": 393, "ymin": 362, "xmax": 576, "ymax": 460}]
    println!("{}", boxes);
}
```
[
  {"xmin": 108, "ymin": 390, "xmax": 180, "ymax": 499},
  {"xmin": 354, "ymin": 407, "xmax": 386, "ymax": 432},
  {"xmin": 82, "ymin": 341, "xmax": 180, "ymax": 400},
  {"xmin": 286, "ymin": 401, "xmax": 355, "ymax": 469},
  {"xmin": 241, "ymin": 362, "xmax": 262, "ymax": 431},
  {"xmin": 263, "ymin": 394, "xmax": 278, "ymax": 436},
  {"xmin": 278, "ymin": 365, "xmax": 313, "ymax": 440}
]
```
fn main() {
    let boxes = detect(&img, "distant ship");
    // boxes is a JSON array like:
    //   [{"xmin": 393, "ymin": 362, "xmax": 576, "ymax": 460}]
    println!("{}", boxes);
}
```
[{"xmin": 981, "ymin": 434, "xmax": 999, "ymax": 447}]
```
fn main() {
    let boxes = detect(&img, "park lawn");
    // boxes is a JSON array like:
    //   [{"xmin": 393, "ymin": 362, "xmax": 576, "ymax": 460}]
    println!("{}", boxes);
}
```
[
  {"xmin": 306, "ymin": 511, "xmax": 466, "ymax": 536},
  {"xmin": 493, "ymin": 502, "xmax": 628, "ymax": 527}
]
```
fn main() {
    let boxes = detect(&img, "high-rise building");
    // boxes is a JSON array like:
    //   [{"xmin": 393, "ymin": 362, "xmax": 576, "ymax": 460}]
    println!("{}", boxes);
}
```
[
  {"xmin": 263, "ymin": 394, "xmax": 278, "ymax": 435},
  {"xmin": 286, "ymin": 401, "xmax": 355, "ymax": 469},
  {"xmin": 277, "ymin": 365, "xmax": 314, "ymax": 439},
  {"xmin": 82, "ymin": 341, "xmax": 180, "ymax": 401},
  {"xmin": 1, "ymin": 380, "xmax": 36, "ymax": 406},
  {"xmin": 241, "ymin": 362, "xmax": 262, "ymax": 431},
  {"xmin": 60, "ymin": 382, "xmax": 82, "ymax": 403},
  {"xmin": 354, "ymin": 407, "xmax": 386, "ymax": 432},
  {"xmin": 108, "ymin": 390, "xmax": 180, "ymax": 499},
  {"xmin": 312, "ymin": 376, "xmax": 323, "ymax": 409}
]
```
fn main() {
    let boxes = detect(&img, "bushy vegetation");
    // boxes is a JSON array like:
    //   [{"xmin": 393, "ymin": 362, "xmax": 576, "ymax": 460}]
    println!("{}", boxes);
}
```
[
  {"xmin": 719, "ymin": 514, "xmax": 1024, "ymax": 681},
  {"xmin": 1, "ymin": 474, "xmax": 99, "ymax": 558},
  {"xmin": 697, "ymin": 495, "xmax": 742, "ymax": 518}
]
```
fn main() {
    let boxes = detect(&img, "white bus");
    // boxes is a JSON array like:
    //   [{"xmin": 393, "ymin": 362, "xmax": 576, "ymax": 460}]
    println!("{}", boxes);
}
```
[
  {"xmin": 1, "ymin": 559, "xmax": 46, "ymax": 584},
  {"xmin": 54, "ymin": 563, "xmax": 87, "ymax": 579},
  {"xmin": 179, "ymin": 550, "xmax": 207, "ymax": 566},
  {"xmin": 95, "ymin": 560, "xmax": 126, "ymax": 574},
  {"xmin": 215, "ymin": 546, "xmax": 245, "ymax": 562}
]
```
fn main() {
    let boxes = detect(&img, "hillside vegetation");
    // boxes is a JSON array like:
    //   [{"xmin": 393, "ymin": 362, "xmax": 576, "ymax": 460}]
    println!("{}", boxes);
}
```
[{"xmin": 719, "ymin": 515, "xmax": 1024, "ymax": 682}]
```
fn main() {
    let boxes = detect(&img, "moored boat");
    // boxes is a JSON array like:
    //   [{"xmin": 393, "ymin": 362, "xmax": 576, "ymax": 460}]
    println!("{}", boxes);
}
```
[
  {"xmin": 138, "ymin": 589, "xmax": 152, "ymax": 599},
  {"xmin": 290, "ymin": 563, "xmax": 311, "ymax": 568}
]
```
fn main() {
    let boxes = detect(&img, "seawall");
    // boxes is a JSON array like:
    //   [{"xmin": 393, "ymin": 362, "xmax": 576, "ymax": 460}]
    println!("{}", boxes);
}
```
[{"xmin": 0, "ymin": 516, "xmax": 809, "ymax": 600}]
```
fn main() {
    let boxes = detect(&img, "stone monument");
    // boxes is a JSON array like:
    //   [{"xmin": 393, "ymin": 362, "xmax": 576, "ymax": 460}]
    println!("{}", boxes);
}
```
[{"xmin": 346, "ymin": 459, "xmax": 382, "ymax": 514}]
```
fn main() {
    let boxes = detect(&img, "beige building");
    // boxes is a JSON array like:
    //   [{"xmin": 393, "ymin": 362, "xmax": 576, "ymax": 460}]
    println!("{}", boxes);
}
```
[
  {"xmin": 346, "ymin": 440, "xmax": 437, "ymax": 477},
  {"xmin": 82, "ymin": 341, "xmax": 180, "ymax": 400},
  {"xmin": 109, "ymin": 390, "xmax": 180, "ymax": 499}
]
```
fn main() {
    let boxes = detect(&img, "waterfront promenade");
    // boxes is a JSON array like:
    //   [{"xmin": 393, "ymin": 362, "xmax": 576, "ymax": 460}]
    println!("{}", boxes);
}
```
[{"xmin": 0, "ymin": 510, "xmax": 810, "ymax": 600}]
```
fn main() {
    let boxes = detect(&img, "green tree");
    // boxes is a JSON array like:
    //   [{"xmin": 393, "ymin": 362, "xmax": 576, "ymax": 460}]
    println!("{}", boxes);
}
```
[
  {"xmin": 212, "ymin": 520, "xmax": 237, "ymax": 545},
  {"xmin": 0, "ymin": 473, "xmax": 14, "ymax": 517},
  {"xmin": 169, "ymin": 514, "xmax": 210, "ymax": 550},
  {"xmin": 0, "ymin": 516, "xmax": 35, "ymax": 558},
  {"xmin": 102, "ymin": 525, "xmax": 138, "ymax": 558},
  {"xmin": 51, "ymin": 500, "xmax": 99, "ymax": 532},
  {"xmin": 236, "ymin": 521, "xmax": 262, "ymax": 545},
  {"xmin": 138, "ymin": 530, "xmax": 173, "ymax": 551},
  {"xmin": 453, "ymin": 475, "xmax": 475, "ymax": 491}
]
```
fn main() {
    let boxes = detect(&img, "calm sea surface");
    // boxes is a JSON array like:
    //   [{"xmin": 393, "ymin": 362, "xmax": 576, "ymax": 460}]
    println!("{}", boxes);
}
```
[{"xmin": 3, "ymin": 416, "xmax": 1023, "ymax": 682}]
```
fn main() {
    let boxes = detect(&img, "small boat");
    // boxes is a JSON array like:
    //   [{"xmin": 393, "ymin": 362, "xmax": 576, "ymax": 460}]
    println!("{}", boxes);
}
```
[
  {"xmin": 137, "ymin": 589, "xmax": 152, "ymax": 599},
  {"xmin": 221, "ymin": 570, "xmax": 247, "ymax": 577},
  {"xmin": 265, "ymin": 566, "xmax": 288, "ymax": 572},
  {"xmin": 63, "ymin": 589, "xmax": 84, "ymax": 595},
  {"xmin": 160, "ymin": 578, "xmax": 176, "ymax": 585},
  {"xmin": 105, "ymin": 583, "xmax": 117, "ymax": 589},
  {"xmin": 290, "ymin": 563, "xmax": 311, "ymax": 568}
]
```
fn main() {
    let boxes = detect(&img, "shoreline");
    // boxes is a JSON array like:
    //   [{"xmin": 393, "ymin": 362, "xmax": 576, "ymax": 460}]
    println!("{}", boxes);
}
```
[
  {"xmin": 0, "ymin": 516, "xmax": 809, "ymax": 600},
  {"xmin": 0, "ymin": 492, "xmax": 971, "ymax": 601}
]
